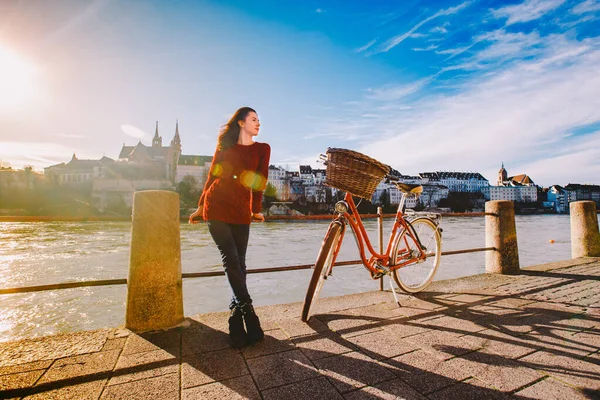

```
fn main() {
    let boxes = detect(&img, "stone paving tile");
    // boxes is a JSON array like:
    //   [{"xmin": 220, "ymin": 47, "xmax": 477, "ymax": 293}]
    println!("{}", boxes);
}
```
[
  {"xmin": 343, "ymin": 378, "xmax": 427, "ymax": 400},
  {"xmin": 181, "ymin": 347, "xmax": 248, "ymax": 389},
  {"xmin": 181, "ymin": 374, "xmax": 261, "ymax": 400},
  {"xmin": 513, "ymin": 377, "xmax": 592, "ymax": 399},
  {"xmin": 461, "ymin": 329, "xmax": 539, "ymax": 359},
  {"xmin": 404, "ymin": 329, "xmax": 482, "ymax": 361},
  {"xmin": 380, "ymin": 318, "xmax": 432, "ymax": 339},
  {"xmin": 22, "ymin": 379, "xmax": 106, "ymax": 400},
  {"xmin": 275, "ymin": 315, "xmax": 329, "ymax": 338},
  {"xmin": 292, "ymin": 331, "xmax": 357, "ymax": 361},
  {"xmin": 441, "ymin": 293, "xmax": 492, "ymax": 304},
  {"xmin": 246, "ymin": 349, "xmax": 319, "ymax": 390},
  {"xmin": 108, "ymin": 347, "xmax": 179, "ymax": 386},
  {"xmin": 0, "ymin": 329, "xmax": 109, "ymax": 368},
  {"xmin": 473, "ymin": 313, "xmax": 537, "ymax": 336},
  {"xmin": 181, "ymin": 327, "xmax": 230, "ymax": 356},
  {"xmin": 0, "ymin": 369, "xmax": 45, "ymax": 391},
  {"xmin": 314, "ymin": 350, "xmax": 396, "ymax": 394},
  {"xmin": 0, "ymin": 360, "xmax": 52, "ymax": 376},
  {"xmin": 101, "ymin": 338, "xmax": 126, "ymax": 352},
  {"xmin": 381, "ymin": 349, "xmax": 471, "ymax": 394},
  {"xmin": 519, "ymin": 350, "xmax": 600, "ymax": 391},
  {"xmin": 427, "ymin": 377, "xmax": 513, "ymax": 400},
  {"xmin": 241, "ymin": 329, "xmax": 296, "ymax": 359},
  {"xmin": 344, "ymin": 329, "xmax": 420, "ymax": 361},
  {"xmin": 446, "ymin": 350, "xmax": 544, "ymax": 393},
  {"xmin": 262, "ymin": 376, "xmax": 344, "ymax": 400},
  {"xmin": 101, "ymin": 372, "xmax": 179, "ymax": 400},
  {"xmin": 416, "ymin": 315, "xmax": 486, "ymax": 337},
  {"xmin": 121, "ymin": 330, "xmax": 181, "ymax": 356},
  {"xmin": 316, "ymin": 312, "xmax": 384, "ymax": 339},
  {"xmin": 520, "ymin": 328, "xmax": 598, "ymax": 358},
  {"xmin": 37, "ymin": 349, "xmax": 120, "ymax": 384},
  {"xmin": 346, "ymin": 302, "xmax": 406, "ymax": 321}
]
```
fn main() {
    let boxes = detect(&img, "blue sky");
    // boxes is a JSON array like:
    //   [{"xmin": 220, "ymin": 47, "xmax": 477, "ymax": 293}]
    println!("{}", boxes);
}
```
[{"xmin": 0, "ymin": 0, "xmax": 599, "ymax": 186}]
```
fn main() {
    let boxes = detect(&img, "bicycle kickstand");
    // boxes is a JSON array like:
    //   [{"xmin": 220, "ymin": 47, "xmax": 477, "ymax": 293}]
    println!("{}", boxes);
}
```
[{"xmin": 388, "ymin": 275, "xmax": 401, "ymax": 306}]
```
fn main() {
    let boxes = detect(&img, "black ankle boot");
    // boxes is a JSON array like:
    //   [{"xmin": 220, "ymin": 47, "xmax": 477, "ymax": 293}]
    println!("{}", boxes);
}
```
[
  {"xmin": 228, "ymin": 301, "xmax": 247, "ymax": 348},
  {"xmin": 240, "ymin": 302, "xmax": 264, "ymax": 345}
]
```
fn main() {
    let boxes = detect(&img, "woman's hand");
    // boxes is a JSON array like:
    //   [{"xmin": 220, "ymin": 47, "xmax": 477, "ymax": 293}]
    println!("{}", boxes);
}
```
[
  {"xmin": 251, "ymin": 212, "xmax": 265, "ymax": 222},
  {"xmin": 189, "ymin": 207, "xmax": 203, "ymax": 224}
]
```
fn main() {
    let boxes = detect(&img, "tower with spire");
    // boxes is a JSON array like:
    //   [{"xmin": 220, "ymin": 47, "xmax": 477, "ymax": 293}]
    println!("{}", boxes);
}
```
[
  {"xmin": 498, "ymin": 162, "xmax": 508, "ymax": 186},
  {"xmin": 168, "ymin": 120, "xmax": 182, "ymax": 183},
  {"xmin": 152, "ymin": 121, "xmax": 162, "ymax": 148}
]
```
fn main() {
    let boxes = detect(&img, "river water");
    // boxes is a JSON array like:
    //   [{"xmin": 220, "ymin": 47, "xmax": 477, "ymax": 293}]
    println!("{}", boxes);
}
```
[{"xmin": 0, "ymin": 214, "xmax": 592, "ymax": 342}]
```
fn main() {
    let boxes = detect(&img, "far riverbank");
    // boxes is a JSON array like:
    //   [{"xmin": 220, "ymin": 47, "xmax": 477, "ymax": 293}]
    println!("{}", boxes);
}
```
[{"xmin": 0, "ymin": 212, "xmax": 491, "ymax": 223}]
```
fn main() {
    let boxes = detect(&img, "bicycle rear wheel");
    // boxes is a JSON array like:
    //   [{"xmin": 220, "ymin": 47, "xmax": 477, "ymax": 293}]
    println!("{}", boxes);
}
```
[
  {"xmin": 301, "ymin": 222, "xmax": 343, "ymax": 322},
  {"xmin": 391, "ymin": 217, "xmax": 441, "ymax": 293}
]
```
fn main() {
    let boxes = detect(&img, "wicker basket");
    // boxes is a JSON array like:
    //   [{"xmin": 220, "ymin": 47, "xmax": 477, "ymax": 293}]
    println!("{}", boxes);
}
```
[{"xmin": 324, "ymin": 148, "xmax": 390, "ymax": 199}]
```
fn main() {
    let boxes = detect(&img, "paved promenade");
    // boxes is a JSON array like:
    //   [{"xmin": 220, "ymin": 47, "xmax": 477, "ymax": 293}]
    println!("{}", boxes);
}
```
[{"xmin": 1, "ymin": 257, "xmax": 599, "ymax": 399}]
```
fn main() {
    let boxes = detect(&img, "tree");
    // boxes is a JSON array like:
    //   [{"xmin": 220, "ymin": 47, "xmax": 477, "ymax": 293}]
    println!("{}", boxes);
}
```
[
  {"xmin": 177, "ymin": 175, "xmax": 200, "ymax": 208},
  {"xmin": 262, "ymin": 182, "xmax": 278, "ymax": 211}
]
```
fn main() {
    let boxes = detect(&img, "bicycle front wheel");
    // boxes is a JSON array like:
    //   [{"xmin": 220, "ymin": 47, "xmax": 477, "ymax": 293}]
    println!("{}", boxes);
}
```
[
  {"xmin": 301, "ymin": 222, "xmax": 343, "ymax": 322},
  {"xmin": 391, "ymin": 217, "xmax": 441, "ymax": 293}
]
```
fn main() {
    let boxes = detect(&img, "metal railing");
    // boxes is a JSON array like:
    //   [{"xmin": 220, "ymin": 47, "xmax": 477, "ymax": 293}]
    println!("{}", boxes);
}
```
[{"xmin": 0, "ymin": 247, "xmax": 496, "ymax": 295}]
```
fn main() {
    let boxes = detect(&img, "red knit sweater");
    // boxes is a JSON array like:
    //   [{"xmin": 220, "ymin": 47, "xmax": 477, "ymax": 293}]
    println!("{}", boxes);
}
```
[{"xmin": 198, "ymin": 142, "xmax": 271, "ymax": 224}]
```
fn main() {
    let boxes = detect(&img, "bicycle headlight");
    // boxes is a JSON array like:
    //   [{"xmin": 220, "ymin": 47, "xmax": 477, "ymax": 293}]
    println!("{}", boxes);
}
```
[{"xmin": 334, "ymin": 201, "xmax": 348, "ymax": 214}]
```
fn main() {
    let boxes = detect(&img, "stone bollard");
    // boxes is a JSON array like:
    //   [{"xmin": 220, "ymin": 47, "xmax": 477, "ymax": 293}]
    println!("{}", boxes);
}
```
[
  {"xmin": 570, "ymin": 200, "xmax": 600, "ymax": 258},
  {"xmin": 126, "ymin": 190, "xmax": 185, "ymax": 332},
  {"xmin": 485, "ymin": 200, "xmax": 520, "ymax": 274}
]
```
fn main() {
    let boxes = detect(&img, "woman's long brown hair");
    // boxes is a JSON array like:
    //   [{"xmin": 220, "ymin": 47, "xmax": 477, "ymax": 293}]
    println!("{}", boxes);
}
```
[{"xmin": 217, "ymin": 107, "xmax": 256, "ymax": 151}]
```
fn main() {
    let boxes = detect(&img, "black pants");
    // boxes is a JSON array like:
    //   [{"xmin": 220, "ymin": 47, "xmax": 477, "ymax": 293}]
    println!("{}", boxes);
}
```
[{"xmin": 207, "ymin": 220, "xmax": 251, "ymax": 305}]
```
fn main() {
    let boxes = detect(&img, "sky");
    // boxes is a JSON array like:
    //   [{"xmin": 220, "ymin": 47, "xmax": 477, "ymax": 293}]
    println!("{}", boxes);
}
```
[{"xmin": 0, "ymin": 0, "xmax": 599, "ymax": 187}]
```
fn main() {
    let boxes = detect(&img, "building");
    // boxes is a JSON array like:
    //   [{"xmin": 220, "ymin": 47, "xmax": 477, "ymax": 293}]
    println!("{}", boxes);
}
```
[
  {"xmin": 419, "ymin": 171, "xmax": 488, "ymax": 193},
  {"xmin": 484, "ymin": 163, "xmax": 538, "ymax": 203},
  {"xmin": 564, "ymin": 184, "xmax": 600, "ymax": 207},
  {"xmin": 176, "ymin": 155, "xmax": 213, "ymax": 189},
  {"xmin": 268, "ymin": 165, "xmax": 290, "ymax": 200},
  {"xmin": 44, "ymin": 154, "xmax": 115, "ymax": 187},
  {"xmin": 482, "ymin": 185, "xmax": 538, "ymax": 202},
  {"xmin": 0, "ymin": 167, "xmax": 43, "ymax": 190},
  {"xmin": 118, "ymin": 121, "xmax": 182, "ymax": 183},
  {"xmin": 547, "ymin": 185, "xmax": 567, "ymax": 213},
  {"xmin": 497, "ymin": 163, "xmax": 536, "ymax": 187}
]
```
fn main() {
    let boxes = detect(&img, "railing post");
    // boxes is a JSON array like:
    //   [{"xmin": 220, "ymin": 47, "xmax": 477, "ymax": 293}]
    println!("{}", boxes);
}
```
[
  {"xmin": 126, "ymin": 190, "xmax": 185, "ymax": 332},
  {"xmin": 570, "ymin": 200, "xmax": 600, "ymax": 258},
  {"xmin": 485, "ymin": 200, "xmax": 520, "ymax": 274},
  {"xmin": 377, "ymin": 206, "xmax": 384, "ymax": 291}
]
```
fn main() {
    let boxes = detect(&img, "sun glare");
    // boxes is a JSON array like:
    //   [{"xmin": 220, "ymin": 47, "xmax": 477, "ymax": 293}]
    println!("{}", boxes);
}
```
[{"xmin": 0, "ymin": 45, "xmax": 38, "ymax": 112}]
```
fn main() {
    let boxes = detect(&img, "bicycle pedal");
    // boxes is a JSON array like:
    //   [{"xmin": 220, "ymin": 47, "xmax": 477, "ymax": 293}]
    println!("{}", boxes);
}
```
[{"xmin": 370, "ymin": 267, "xmax": 387, "ymax": 280}]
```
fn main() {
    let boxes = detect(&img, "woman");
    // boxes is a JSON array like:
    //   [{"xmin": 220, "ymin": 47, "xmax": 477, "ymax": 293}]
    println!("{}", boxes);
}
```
[{"xmin": 189, "ymin": 107, "xmax": 270, "ymax": 348}]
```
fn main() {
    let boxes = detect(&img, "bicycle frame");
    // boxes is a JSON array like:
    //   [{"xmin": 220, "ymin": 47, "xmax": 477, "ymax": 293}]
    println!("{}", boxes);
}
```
[{"xmin": 328, "ymin": 191, "xmax": 430, "ymax": 276}]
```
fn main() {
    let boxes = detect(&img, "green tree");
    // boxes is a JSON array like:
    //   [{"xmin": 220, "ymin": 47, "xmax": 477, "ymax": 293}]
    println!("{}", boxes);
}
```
[
  {"xmin": 262, "ymin": 182, "xmax": 278, "ymax": 211},
  {"xmin": 177, "ymin": 175, "xmax": 200, "ymax": 208}
]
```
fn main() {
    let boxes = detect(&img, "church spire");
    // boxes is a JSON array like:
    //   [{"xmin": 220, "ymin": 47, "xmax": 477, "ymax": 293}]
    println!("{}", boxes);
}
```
[
  {"xmin": 173, "ymin": 120, "xmax": 181, "ymax": 146},
  {"xmin": 152, "ymin": 121, "xmax": 162, "ymax": 147}
]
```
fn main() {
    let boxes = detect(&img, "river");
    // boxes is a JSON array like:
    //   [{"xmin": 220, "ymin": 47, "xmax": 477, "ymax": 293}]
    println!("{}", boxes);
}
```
[{"xmin": 0, "ymin": 214, "xmax": 591, "ymax": 342}]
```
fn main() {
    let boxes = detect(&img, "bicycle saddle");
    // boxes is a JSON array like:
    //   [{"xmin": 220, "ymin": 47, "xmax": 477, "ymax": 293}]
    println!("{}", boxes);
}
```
[{"xmin": 394, "ymin": 183, "xmax": 423, "ymax": 194}]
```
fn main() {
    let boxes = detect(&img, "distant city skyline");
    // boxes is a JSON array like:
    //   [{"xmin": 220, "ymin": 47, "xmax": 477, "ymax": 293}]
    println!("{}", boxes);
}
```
[{"xmin": 0, "ymin": 0, "xmax": 599, "ymax": 187}]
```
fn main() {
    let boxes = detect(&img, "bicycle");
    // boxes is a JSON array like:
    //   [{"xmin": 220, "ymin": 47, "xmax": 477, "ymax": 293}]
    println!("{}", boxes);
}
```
[{"xmin": 301, "ymin": 148, "xmax": 443, "ymax": 322}]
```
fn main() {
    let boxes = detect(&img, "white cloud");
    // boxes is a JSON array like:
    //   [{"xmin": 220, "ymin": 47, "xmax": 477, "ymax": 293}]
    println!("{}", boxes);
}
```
[
  {"xmin": 571, "ymin": 0, "xmax": 600, "ymax": 14},
  {"xmin": 365, "ymin": 79, "xmax": 431, "ymax": 101},
  {"xmin": 492, "ymin": 0, "xmax": 566, "ymax": 25},
  {"xmin": 337, "ymin": 35, "xmax": 600, "ymax": 186},
  {"xmin": 412, "ymin": 44, "xmax": 440, "ymax": 52},
  {"xmin": 315, "ymin": 8, "xmax": 325, "ymax": 13},
  {"xmin": 121, "ymin": 124, "xmax": 147, "ymax": 140},
  {"xmin": 355, "ymin": 39, "xmax": 377, "ymax": 53},
  {"xmin": 373, "ymin": 1, "xmax": 471, "ymax": 54},
  {"xmin": 0, "ymin": 141, "xmax": 90, "ymax": 170}
]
